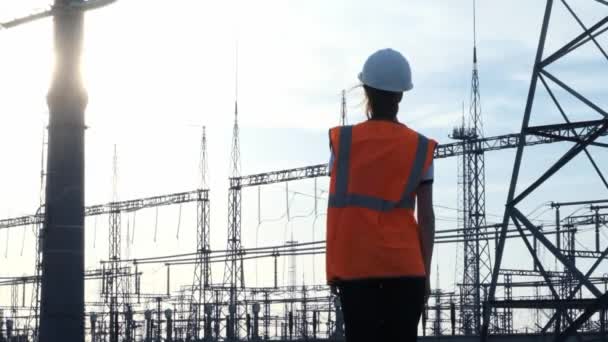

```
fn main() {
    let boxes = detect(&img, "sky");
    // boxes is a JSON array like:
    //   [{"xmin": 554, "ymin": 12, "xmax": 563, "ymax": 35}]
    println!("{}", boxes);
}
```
[{"xmin": 1, "ymin": 0, "xmax": 608, "ymax": 331}]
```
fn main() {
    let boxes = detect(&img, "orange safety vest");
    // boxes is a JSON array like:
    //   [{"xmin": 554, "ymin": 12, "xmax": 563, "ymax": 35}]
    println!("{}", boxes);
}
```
[{"xmin": 326, "ymin": 120, "xmax": 437, "ymax": 283}]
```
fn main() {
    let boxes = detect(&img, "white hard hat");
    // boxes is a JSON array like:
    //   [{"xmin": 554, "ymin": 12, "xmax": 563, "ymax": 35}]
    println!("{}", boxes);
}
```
[{"xmin": 358, "ymin": 48, "xmax": 413, "ymax": 92}]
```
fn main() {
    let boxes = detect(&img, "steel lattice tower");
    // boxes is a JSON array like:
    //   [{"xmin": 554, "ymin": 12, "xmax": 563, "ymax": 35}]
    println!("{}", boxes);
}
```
[
  {"xmin": 483, "ymin": 0, "xmax": 608, "ymax": 340},
  {"xmin": 187, "ymin": 126, "xmax": 212, "ymax": 340},
  {"xmin": 457, "ymin": 0, "xmax": 492, "ymax": 334},
  {"xmin": 107, "ymin": 145, "xmax": 126, "ymax": 342},
  {"xmin": 223, "ymin": 48, "xmax": 245, "ymax": 338},
  {"xmin": 26, "ymin": 127, "xmax": 47, "ymax": 341}
]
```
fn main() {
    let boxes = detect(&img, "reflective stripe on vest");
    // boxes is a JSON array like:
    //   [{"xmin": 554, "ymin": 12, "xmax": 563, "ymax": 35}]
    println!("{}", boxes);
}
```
[{"xmin": 328, "ymin": 125, "xmax": 429, "ymax": 211}]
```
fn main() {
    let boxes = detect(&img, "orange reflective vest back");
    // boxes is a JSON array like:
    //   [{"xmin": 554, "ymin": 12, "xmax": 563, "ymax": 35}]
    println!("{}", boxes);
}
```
[{"xmin": 326, "ymin": 120, "xmax": 437, "ymax": 283}]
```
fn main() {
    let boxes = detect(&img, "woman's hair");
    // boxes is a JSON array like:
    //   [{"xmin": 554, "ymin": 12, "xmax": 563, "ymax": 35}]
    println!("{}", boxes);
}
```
[{"xmin": 363, "ymin": 84, "xmax": 403, "ymax": 120}]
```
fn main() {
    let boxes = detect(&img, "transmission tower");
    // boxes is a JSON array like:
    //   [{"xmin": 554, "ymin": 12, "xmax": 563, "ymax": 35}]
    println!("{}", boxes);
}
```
[
  {"xmin": 223, "ymin": 45, "xmax": 245, "ymax": 340},
  {"xmin": 187, "ymin": 126, "xmax": 212, "ymax": 340},
  {"xmin": 451, "ymin": 0, "xmax": 492, "ymax": 334},
  {"xmin": 484, "ymin": 0, "xmax": 608, "ymax": 340},
  {"xmin": 107, "ymin": 145, "xmax": 125, "ymax": 342}
]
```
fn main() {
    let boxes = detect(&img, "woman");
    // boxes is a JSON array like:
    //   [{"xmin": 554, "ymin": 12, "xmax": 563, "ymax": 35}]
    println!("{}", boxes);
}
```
[{"xmin": 327, "ymin": 48, "xmax": 436, "ymax": 342}]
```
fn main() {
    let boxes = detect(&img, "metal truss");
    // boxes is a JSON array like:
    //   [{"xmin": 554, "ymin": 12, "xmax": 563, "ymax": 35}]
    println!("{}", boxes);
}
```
[
  {"xmin": 186, "ymin": 198, "xmax": 211, "ymax": 340},
  {"xmin": 490, "ymin": 299, "xmax": 599, "ymax": 309},
  {"xmin": 185, "ymin": 127, "xmax": 213, "ymax": 341},
  {"xmin": 436, "ymin": 120, "xmax": 608, "ymax": 158},
  {"xmin": 3, "ymin": 1, "xmax": 608, "ymax": 339},
  {"xmin": 566, "ymin": 212, "xmax": 608, "ymax": 226},
  {"xmin": 483, "ymin": 0, "xmax": 608, "ymax": 340},
  {"xmin": 231, "ymin": 164, "xmax": 328, "ymax": 188},
  {"xmin": 455, "ymin": 17, "xmax": 492, "ymax": 334},
  {"xmin": 0, "ymin": 122, "xmax": 599, "ymax": 226},
  {"xmin": 1, "ymin": 190, "xmax": 210, "ymax": 341},
  {"xmin": 229, "ymin": 120, "xmax": 608, "ymax": 190},
  {"xmin": 0, "ymin": 189, "xmax": 209, "ymax": 230},
  {"xmin": 0, "ymin": 269, "xmax": 122, "ymax": 289},
  {"xmin": 499, "ymin": 269, "xmax": 568, "ymax": 278},
  {"xmin": 88, "ymin": 190, "xmax": 209, "ymax": 216}
]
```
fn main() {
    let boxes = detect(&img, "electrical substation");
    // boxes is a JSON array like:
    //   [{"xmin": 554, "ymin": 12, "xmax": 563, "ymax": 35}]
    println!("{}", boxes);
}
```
[{"xmin": 1, "ymin": 0, "xmax": 608, "ymax": 341}]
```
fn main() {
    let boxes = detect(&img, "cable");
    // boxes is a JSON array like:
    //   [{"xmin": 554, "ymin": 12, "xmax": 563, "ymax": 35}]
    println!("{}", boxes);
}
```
[
  {"xmin": 176, "ymin": 204, "xmax": 182, "ymax": 240},
  {"xmin": 154, "ymin": 207, "xmax": 159, "ymax": 243},
  {"xmin": 435, "ymin": 203, "xmax": 504, "ymax": 219},
  {"xmin": 120, "ymin": 240, "xmax": 326, "ymax": 263},
  {"xmin": 312, "ymin": 216, "xmax": 318, "ymax": 286},
  {"xmin": 289, "ymin": 208, "xmax": 316, "ymax": 222},
  {"xmin": 282, "ymin": 221, "xmax": 289, "ymax": 288},
  {"xmin": 526, "ymin": 201, "xmax": 552, "ymax": 218},
  {"xmin": 93, "ymin": 216, "xmax": 98, "ymax": 249},
  {"xmin": 565, "ymin": 206, "xmax": 586, "ymax": 220},
  {"xmin": 574, "ymin": 238, "xmax": 591, "ymax": 252},
  {"xmin": 255, "ymin": 191, "xmax": 300, "ymax": 286},
  {"xmin": 20, "ymin": 225, "xmax": 26, "ymax": 256},
  {"xmin": 257, "ymin": 194, "xmax": 297, "ymax": 225},
  {"xmin": 5, "ymin": 226, "xmax": 9, "ymax": 258},
  {"xmin": 255, "ymin": 222, "xmax": 260, "ymax": 287},
  {"xmin": 131, "ymin": 211, "xmax": 136, "ymax": 244},
  {"xmin": 434, "ymin": 204, "xmax": 463, "ymax": 212},
  {"xmin": 289, "ymin": 191, "xmax": 328, "ymax": 201},
  {"xmin": 126, "ymin": 215, "xmax": 130, "ymax": 246},
  {"xmin": 311, "ymin": 213, "xmax": 327, "ymax": 285},
  {"xmin": 125, "ymin": 214, "xmax": 131, "ymax": 259},
  {"xmin": 286, "ymin": 183, "xmax": 290, "ymax": 221}
]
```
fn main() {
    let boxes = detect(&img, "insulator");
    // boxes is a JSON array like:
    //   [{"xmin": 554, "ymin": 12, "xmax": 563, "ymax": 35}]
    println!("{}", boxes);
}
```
[
  {"xmin": 204, "ymin": 303, "xmax": 213, "ymax": 316},
  {"xmin": 246, "ymin": 313, "xmax": 251, "ymax": 337},
  {"xmin": 6, "ymin": 319, "xmax": 13, "ymax": 337},
  {"xmin": 165, "ymin": 309, "xmax": 173, "ymax": 320}
]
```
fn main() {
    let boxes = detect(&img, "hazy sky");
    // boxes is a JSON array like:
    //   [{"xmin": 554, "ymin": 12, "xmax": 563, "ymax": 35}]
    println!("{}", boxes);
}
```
[{"xmin": 1, "ymin": 0, "xmax": 607, "ymax": 327}]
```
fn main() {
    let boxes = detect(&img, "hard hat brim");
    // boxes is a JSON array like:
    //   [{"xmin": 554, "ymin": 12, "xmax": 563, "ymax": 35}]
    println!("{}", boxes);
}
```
[{"xmin": 358, "ymin": 72, "xmax": 413, "ymax": 93}]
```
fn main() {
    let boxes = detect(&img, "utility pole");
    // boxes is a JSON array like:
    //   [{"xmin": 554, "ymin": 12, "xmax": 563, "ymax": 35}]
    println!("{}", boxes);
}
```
[{"xmin": 39, "ymin": 1, "xmax": 88, "ymax": 341}]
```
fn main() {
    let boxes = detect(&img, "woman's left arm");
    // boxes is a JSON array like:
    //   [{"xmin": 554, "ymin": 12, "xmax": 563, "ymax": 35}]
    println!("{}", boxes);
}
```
[{"xmin": 417, "ymin": 182, "xmax": 435, "ymax": 300}]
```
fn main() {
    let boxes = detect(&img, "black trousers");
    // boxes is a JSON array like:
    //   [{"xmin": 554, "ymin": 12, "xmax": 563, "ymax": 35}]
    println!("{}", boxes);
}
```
[{"xmin": 338, "ymin": 277, "xmax": 426, "ymax": 342}]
